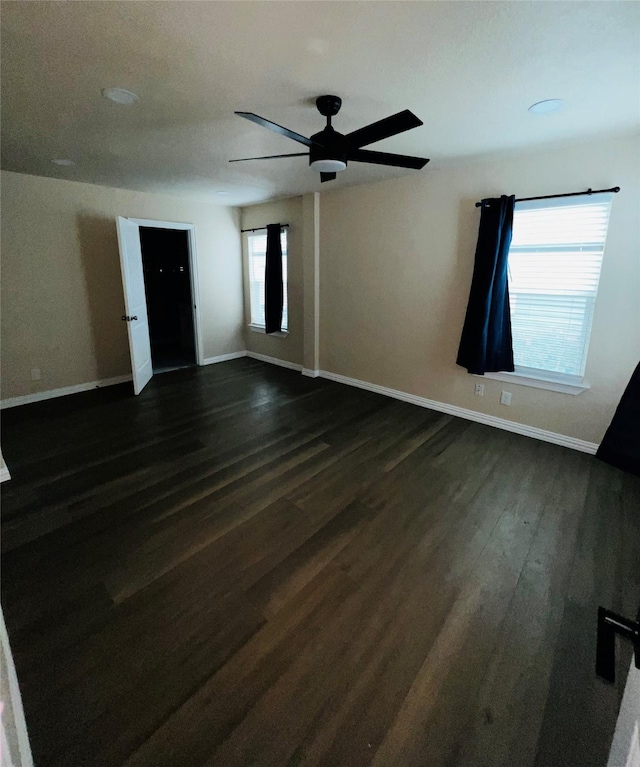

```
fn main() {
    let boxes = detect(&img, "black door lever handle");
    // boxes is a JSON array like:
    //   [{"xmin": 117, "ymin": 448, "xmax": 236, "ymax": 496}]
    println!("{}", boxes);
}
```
[{"xmin": 596, "ymin": 606, "xmax": 640, "ymax": 683}]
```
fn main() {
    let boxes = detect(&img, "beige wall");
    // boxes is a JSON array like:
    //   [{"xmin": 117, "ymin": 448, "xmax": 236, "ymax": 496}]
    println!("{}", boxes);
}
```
[
  {"xmin": 240, "ymin": 197, "xmax": 304, "ymax": 366},
  {"xmin": 1, "ymin": 171, "xmax": 243, "ymax": 400},
  {"xmin": 320, "ymin": 133, "xmax": 640, "ymax": 444}
]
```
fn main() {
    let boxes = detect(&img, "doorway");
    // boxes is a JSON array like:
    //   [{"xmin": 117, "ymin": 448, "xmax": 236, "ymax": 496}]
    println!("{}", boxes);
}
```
[
  {"xmin": 139, "ymin": 227, "xmax": 196, "ymax": 373},
  {"xmin": 116, "ymin": 217, "xmax": 204, "ymax": 395}
]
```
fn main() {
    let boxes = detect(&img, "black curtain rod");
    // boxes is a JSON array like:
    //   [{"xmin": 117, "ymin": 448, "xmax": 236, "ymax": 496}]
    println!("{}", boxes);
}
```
[
  {"xmin": 241, "ymin": 224, "xmax": 290, "ymax": 233},
  {"xmin": 475, "ymin": 186, "xmax": 620, "ymax": 208}
]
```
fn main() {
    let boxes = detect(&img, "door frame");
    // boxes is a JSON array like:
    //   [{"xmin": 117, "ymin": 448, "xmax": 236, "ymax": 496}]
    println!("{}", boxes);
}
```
[{"xmin": 129, "ymin": 218, "xmax": 205, "ymax": 367}]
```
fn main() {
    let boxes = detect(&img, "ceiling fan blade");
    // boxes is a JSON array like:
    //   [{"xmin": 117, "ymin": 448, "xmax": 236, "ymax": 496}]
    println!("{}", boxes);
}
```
[
  {"xmin": 345, "ymin": 110, "xmax": 423, "ymax": 149},
  {"xmin": 348, "ymin": 148, "xmax": 430, "ymax": 170},
  {"xmin": 320, "ymin": 172, "xmax": 337, "ymax": 183},
  {"xmin": 235, "ymin": 112, "xmax": 316, "ymax": 147},
  {"xmin": 229, "ymin": 153, "xmax": 308, "ymax": 163}
]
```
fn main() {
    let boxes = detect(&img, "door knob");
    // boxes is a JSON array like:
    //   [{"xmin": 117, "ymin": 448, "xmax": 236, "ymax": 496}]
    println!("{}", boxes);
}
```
[
  {"xmin": 596, "ymin": 606, "xmax": 640, "ymax": 683},
  {"xmin": 121, "ymin": 315, "xmax": 138, "ymax": 322}
]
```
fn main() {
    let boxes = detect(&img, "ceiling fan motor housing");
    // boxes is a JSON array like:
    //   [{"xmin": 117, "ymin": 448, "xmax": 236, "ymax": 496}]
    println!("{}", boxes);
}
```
[{"xmin": 309, "ymin": 127, "xmax": 348, "ymax": 170}]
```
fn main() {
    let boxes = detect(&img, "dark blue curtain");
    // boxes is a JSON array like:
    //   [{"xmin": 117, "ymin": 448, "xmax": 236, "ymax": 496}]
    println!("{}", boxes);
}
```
[
  {"xmin": 457, "ymin": 195, "xmax": 516, "ymax": 375},
  {"xmin": 597, "ymin": 361, "xmax": 640, "ymax": 476},
  {"xmin": 265, "ymin": 223, "xmax": 283, "ymax": 334}
]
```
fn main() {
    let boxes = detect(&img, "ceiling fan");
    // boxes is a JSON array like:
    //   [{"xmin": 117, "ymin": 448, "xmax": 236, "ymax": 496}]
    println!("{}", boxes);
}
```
[{"xmin": 230, "ymin": 95, "xmax": 430, "ymax": 182}]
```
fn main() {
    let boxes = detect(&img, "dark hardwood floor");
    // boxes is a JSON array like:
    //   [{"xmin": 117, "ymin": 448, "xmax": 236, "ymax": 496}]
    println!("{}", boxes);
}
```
[{"xmin": 2, "ymin": 358, "xmax": 639, "ymax": 767}]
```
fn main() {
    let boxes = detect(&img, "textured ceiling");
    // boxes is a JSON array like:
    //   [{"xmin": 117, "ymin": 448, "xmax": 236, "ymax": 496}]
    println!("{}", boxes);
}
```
[{"xmin": 2, "ymin": 1, "xmax": 639, "ymax": 206}]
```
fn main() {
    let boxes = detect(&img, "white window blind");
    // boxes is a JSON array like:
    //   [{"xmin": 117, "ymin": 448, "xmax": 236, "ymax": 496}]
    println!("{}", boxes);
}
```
[
  {"xmin": 248, "ymin": 229, "xmax": 288, "ymax": 330},
  {"xmin": 507, "ymin": 194, "xmax": 612, "ymax": 382}
]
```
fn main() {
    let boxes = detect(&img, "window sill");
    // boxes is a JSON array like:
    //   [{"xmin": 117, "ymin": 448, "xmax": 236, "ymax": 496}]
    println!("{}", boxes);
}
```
[
  {"xmin": 248, "ymin": 324, "xmax": 289, "ymax": 338},
  {"xmin": 476, "ymin": 370, "xmax": 590, "ymax": 395}
]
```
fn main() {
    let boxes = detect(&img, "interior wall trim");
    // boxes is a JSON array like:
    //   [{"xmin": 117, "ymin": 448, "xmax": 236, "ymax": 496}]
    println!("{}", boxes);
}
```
[
  {"xmin": 318, "ymin": 369, "xmax": 599, "ymax": 455},
  {"xmin": 202, "ymin": 351, "xmax": 247, "ymax": 365},
  {"xmin": 246, "ymin": 351, "xmax": 303, "ymax": 372},
  {"xmin": 301, "ymin": 368, "xmax": 321, "ymax": 378},
  {"xmin": 0, "ymin": 375, "xmax": 133, "ymax": 410}
]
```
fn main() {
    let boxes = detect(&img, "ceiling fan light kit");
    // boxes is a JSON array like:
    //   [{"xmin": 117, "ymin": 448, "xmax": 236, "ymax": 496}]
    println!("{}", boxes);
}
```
[
  {"xmin": 231, "ymin": 95, "xmax": 429, "ymax": 182},
  {"xmin": 309, "ymin": 158, "xmax": 347, "ymax": 173}
]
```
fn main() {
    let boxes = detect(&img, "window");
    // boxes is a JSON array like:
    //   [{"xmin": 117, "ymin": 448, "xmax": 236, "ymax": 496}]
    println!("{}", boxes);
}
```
[
  {"xmin": 248, "ymin": 229, "xmax": 288, "ymax": 331},
  {"xmin": 507, "ymin": 194, "xmax": 612, "ymax": 383}
]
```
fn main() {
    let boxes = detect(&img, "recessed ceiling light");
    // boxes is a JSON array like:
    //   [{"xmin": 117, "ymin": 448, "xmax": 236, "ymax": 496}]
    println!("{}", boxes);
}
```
[
  {"xmin": 51, "ymin": 158, "xmax": 76, "ymax": 166},
  {"xmin": 216, "ymin": 191, "xmax": 231, "ymax": 196},
  {"xmin": 528, "ymin": 99, "xmax": 564, "ymax": 115},
  {"xmin": 102, "ymin": 87, "xmax": 139, "ymax": 105}
]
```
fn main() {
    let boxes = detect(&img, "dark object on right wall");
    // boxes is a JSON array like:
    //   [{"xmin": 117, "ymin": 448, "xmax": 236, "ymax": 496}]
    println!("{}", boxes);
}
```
[{"xmin": 596, "ymin": 361, "xmax": 640, "ymax": 476}]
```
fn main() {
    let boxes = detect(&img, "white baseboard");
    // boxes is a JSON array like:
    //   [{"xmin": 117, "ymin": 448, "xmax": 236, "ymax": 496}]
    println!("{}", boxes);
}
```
[
  {"xmin": 319, "ymin": 370, "xmax": 599, "ymax": 455},
  {"xmin": 202, "ymin": 351, "xmax": 247, "ymax": 365},
  {"xmin": 246, "ymin": 351, "xmax": 303, "ymax": 372},
  {"xmin": 6, "ymin": 356, "xmax": 596, "ymax": 455},
  {"xmin": 248, "ymin": 354, "xmax": 598, "ymax": 453},
  {"xmin": 0, "ymin": 374, "xmax": 133, "ymax": 410}
]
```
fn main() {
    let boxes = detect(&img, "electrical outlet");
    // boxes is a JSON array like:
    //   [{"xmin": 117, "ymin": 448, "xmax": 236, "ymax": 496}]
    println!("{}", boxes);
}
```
[
  {"xmin": 31, "ymin": 367, "xmax": 41, "ymax": 381},
  {"xmin": 500, "ymin": 390, "xmax": 512, "ymax": 406},
  {"xmin": 474, "ymin": 383, "xmax": 484, "ymax": 397}
]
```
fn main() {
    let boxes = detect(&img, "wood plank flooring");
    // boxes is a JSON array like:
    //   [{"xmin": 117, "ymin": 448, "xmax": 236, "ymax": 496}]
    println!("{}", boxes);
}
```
[{"xmin": 2, "ymin": 358, "xmax": 639, "ymax": 767}]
